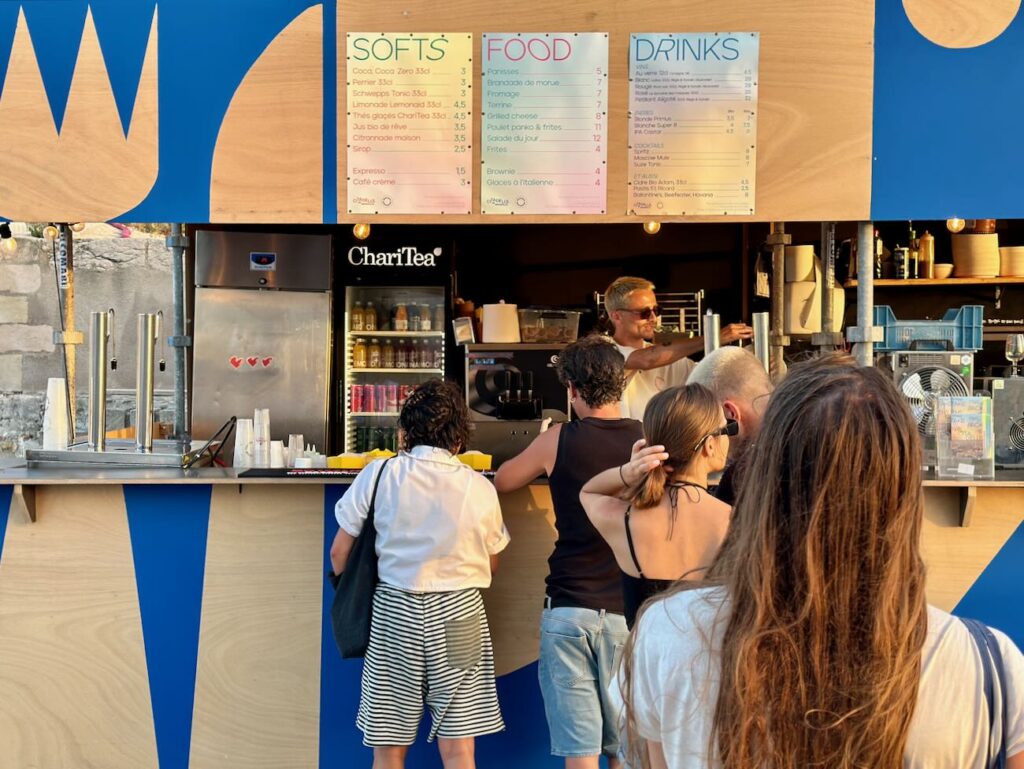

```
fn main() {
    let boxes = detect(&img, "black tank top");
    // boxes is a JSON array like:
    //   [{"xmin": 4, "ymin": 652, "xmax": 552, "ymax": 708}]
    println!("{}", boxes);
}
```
[
  {"xmin": 547, "ymin": 417, "xmax": 644, "ymax": 613},
  {"xmin": 621, "ymin": 504, "xmax": 674, "ymax": 628}
]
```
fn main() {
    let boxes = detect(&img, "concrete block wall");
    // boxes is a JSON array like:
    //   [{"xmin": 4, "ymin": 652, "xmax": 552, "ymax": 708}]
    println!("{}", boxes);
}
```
[{"xmin": 0, "ymin": 236, "xmax": 175, "ymax": 455}]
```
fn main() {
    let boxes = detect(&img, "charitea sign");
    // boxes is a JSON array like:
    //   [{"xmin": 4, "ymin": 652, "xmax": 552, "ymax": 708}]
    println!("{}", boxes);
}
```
[{"xmin": 347, "ymin": 245, "xmax": 442, "ymax": 267}]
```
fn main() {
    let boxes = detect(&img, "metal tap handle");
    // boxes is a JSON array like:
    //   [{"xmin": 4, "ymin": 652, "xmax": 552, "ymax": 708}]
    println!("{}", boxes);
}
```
[
  {"xmin": 156, "ymin": 310, "xmax": 166, "ymax": 372},
  {"xmin": 108, "ymin": 308, "xmax": 117, "ymax": 370}
]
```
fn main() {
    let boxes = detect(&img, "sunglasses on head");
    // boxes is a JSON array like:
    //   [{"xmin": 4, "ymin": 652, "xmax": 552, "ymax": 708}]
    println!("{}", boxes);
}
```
[
  {"xmin": 692, "ymin": 418, "xmax": 739, "ymax": 453},
  {"xmin": 620, "ymin": 305, "xmax": 662, "ymax": 320}
]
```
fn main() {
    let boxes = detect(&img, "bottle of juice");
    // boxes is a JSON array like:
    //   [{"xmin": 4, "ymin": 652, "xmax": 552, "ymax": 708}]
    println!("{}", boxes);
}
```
[
  {"xmin": 394, "ymin": 303, "xmax": 408, "ymax": 331},
  {"xmin": 432, "ymin": 340, "xmax": 443, "ymax": 369},
  {"xmin": 409, "ymin": 303, "xmax": 421, "ymax": 332},
  {"xmin": 420, "ymin": 305, "xmax": 432, "ymax": 332},
  {"xmin": 368, "ymin": 338, "xmax": 382, "ymax": 368},
  {"xmin": 433, "ymin": 304, "xmax": 445, "ymax": 331},
  {"xmin": 409, "ymin": 339, "xmax": 419, "ymax": 368},
  {"xmin": 395, "ymin": 339, "xmax": 409, "ymax": 369},
  {"xmin": 364, "ymin": 301, "xmax": 377, "ymax": 331},
  {"xmin": 381, "ymin": 338, "xmax": 395, "ymax": 368},
  {"xmin": 420, "ymin": 340, "xmax": 433, "ymax": 369},
  {"xmin": 352, "ymin": 338, "xmax": 368, "ymax": 368},
  {"xmin": 351, "ymin": 301, "xmax": 365, "ymax": 331}
]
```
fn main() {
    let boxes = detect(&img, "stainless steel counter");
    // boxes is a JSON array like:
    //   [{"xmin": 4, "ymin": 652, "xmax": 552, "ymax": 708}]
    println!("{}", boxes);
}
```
[{"xmin": 0, "ymin": 464, "xmax": 359, "ymax": 486}]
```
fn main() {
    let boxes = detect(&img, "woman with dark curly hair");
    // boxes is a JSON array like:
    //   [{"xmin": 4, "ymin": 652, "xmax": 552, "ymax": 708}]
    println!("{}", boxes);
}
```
[
  {"xmin": 495, "ymin": 335, "xmax": 643, "ymax": 769},
  {"xmin": 331, "ymin": 379, "xmax": 510, "ymax": 768}
]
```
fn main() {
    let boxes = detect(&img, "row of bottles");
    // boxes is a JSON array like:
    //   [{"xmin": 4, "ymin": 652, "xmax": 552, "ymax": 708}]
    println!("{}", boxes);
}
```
[
  {"xmin": 351, "ymin": 337, "xmax": 443, "ymax": 369},
  {"xmin": 351, "ymin": 301, "xmax": 445, "ymax": 332},
  {"xmin": 872, "ymin": 221, "xmax": 936, "ymax": 280}
]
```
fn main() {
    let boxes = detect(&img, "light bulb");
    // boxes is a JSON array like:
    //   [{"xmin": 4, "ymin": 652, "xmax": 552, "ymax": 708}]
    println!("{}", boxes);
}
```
[
  {"xmin": 70, "ymin": 222, "xmax": 86, "ymax": 232},
  {"xmin": 353, "ymin": 223, "xmax": 371, "ymax": 240},
  {"xmin": 946, "ymin": 217, "xmax": 966, "ymax": 233},
  {"xmin": 42, "ymin": 224, "xmax": 59, "ymax": 241},
  {"xmin": 1, "ymin": 236, "xmax": 17, "ymax": 254},
  {"xmin": 643, "ymin": 220, "xmax": 661, "ymax": 235}
]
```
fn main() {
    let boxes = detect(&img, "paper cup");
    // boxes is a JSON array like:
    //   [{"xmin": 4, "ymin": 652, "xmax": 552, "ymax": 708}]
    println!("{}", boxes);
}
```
[
  {"xmin": 233, "ymin": 418, "xmax": 254, "ymax": 468},
  {"xmin": 293, "ymin": 457, "xmax": 313, "ymax": 469},
  {"xmin": 270, "ymin": 440, "xmax": 285, "ymax": 468},
  {"xmin": 43, "ymin": 378, "xmax": 70, "ymax": 450}
]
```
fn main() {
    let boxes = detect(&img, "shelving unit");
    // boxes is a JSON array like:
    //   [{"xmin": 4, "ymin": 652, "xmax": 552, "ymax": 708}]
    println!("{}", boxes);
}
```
[
  {"xmin": 348, "ymin": 330, "xmax": 444, "ymax": 338},
  {"xmin": 845, "ymin": 277, "xmax": 1024, "ymax": 288},
  {"xmin": 349, "ymin": 367, "xmax": 443, "ymax": 374}
]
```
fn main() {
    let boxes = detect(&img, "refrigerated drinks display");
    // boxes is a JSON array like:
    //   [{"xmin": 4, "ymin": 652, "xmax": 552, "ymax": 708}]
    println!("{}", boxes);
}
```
[{"xmin": 343, "ymin": 285, "xmax": 447, "ymax": 453}]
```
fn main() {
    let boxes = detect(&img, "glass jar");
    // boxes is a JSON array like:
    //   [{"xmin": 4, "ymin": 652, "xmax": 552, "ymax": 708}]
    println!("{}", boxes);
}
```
[
  {"xmin": 352, "ymin": 338, "xmax": 368, "ymax": 368},
  {"xmin": 368, "ymin": 338, "xmax": 382, "ymax": 368}
]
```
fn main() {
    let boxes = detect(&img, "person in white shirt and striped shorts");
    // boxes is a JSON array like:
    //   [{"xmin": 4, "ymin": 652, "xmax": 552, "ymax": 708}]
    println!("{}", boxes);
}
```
[{"xmin": 331, "ymin": 379, "xmax": 511, "ymax": 769}]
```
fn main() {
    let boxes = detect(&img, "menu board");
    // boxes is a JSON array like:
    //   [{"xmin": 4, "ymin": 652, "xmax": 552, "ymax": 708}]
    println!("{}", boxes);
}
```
[
  {"xmin": 628, "ymin": 33, "xmax": 759, "ymax": 216},
  {"xmin": 347, "ymin": 33, "xmax": 473, "ymax": 214},
  {"xmin": 480, "ymin": 33, "xmax": 608, "ymax": 214}
]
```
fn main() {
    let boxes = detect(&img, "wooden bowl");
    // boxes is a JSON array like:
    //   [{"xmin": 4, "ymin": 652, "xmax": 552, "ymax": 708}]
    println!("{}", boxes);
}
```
[{"xmin": 934, "ymin": 264, "xmax": 954, "ymax": 279}]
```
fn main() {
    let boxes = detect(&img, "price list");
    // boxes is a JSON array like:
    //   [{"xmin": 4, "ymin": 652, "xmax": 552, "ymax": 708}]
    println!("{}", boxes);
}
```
[
  {"xmin": 347, "ymin": 33, "xmax": 473, "ymax": 214},
  {"xmin": 628, "ymin": 33, "xmax": 759, "ymax": 216},
  {"xmin": 481, "ymin": 33, "xmax": 608, "ymax": 214}
]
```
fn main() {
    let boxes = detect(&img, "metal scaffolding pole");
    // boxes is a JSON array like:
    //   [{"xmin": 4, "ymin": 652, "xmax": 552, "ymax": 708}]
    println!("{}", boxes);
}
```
[
  {"xmin": 849, "ymin": 221, "xmax": 881, "ymax": 366},
  {"xmin": 767, "ymin": 221, "xmax": 791, "ymax": 381}
]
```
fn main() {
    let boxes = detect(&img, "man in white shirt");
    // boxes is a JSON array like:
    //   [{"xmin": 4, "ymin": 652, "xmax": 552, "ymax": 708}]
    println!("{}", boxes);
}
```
[{"xmin": 604, "ymin": 276, "xmax": 752, "ymax": 420}]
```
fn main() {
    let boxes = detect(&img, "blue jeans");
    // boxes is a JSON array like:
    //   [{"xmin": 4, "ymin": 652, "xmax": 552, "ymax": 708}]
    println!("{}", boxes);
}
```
[{"xmin": 538, "ymin": 605, "xmax": 629, "ymax": 758}]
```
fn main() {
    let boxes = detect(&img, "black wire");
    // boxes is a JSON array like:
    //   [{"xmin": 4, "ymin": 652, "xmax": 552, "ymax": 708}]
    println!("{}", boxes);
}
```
[
  {"xmin": 50, "ymin": 233, "xmax": 74, "ymax": 443},
  {"xmin": 183, "ymin": 416, "xmax": 235, "ymax": 470}
]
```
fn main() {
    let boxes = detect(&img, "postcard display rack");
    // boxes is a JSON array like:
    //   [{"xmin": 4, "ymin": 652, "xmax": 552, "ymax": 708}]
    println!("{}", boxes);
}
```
[
  {"xmin": 934, "ymin": 396, "xmax": 995, "ymax": 480},
  {"xmin": 343, "ymin": 285, "xmax": 446, "ymax": 453}
]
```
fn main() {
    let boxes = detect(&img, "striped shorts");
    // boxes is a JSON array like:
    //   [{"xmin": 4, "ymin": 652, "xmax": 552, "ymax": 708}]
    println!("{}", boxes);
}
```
[{"xmin": 357, "ymin": 583, "xmax": 505, "ymax": 746}]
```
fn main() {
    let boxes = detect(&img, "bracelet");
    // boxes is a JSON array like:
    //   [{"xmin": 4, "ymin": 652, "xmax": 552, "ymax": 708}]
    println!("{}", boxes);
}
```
[{"xmin": 619, "ymin": 463, "xmax": 628, "ymax": 487}]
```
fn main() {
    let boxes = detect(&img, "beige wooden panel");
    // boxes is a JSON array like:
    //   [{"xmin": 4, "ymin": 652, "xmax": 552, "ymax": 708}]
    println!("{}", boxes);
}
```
[
  {"xmin": 210, "ymin": 6, "xmax": 324, "ymax": 222},
  {"xmin": 0, "ymin": 487, "xmax": 158, "ymax": 769},
  {"xmin": 338, "ymin": 0, "xmax": 873, "ymax": 223},
  {"xmin": 0, "ymin": 8, "xmax": 158, "ymax": 222},
  {"xmin": 903, "ymin": 0, "xmax": 1020, "ymax": 48},
  {"xmin": 485, "ymin": 485, "xmax": 556, "ymax": 676},
  {"xmin": 921, "ymin": 487, "xmax": 1024, "ymax": 611},
  {"xmin": 189, "ymin": 485, "xmax": 324, "ymax": 769}
]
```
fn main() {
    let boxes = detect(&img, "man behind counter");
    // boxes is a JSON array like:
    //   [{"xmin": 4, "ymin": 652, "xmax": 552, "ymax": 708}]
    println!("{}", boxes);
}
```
[{"xmin": 604, "ymin": 276, "xmax": 753, "ymax": 420}]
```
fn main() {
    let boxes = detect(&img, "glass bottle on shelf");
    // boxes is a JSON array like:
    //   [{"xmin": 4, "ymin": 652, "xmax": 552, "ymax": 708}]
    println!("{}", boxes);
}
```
[
  {"xmin": 410, "ymin": 303, "xmax": 422, "ymax": 331},
  {"xmin": 409, "ymin": 339, "xmax": 419, "ymax": 368},
  {"xmin": 382, "ymin": 338, "xmax": 396, "ymax": 368},
  {"xmin": 433, "ymin": 304, "xmax": 445, "ymax": 332},
  {"xmin": 352, "ymin": 338, "xmax": 368, "ymax": 368},
  {"xmin": 351, "ymin": 301, "xmax": 365, "ymax": 331},
  {"xmin": 394, "ymin": 302, "xmax": 408, "ymax": 331},
  {"xmin": 364, "ymin": 301, "xmax": 378, "ymax": 331},
  {"xmin": 395, "ymin": 338, "xmax": 409, "ymax": 368},
  {"xmin": 432, "ymin": 340, "xmax": 443, "ymax": 369},
  {"xmin": 368, "ymin": 338, "xmax": 382, "ymax": 368},
  {"xmin": 420, "ymin": 304, "xmax": 432, "ymax": 332}
]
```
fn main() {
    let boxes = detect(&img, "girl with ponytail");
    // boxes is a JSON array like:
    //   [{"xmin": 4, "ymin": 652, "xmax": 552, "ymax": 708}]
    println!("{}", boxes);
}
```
[{"xmin": 580, "ymin": 383, "xmax": 734, "ymax": 627}]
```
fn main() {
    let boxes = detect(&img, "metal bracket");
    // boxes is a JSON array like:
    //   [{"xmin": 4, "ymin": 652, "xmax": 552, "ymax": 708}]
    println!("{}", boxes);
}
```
[
  {"xmin": 168, "ymin": 334, "xmax": 193, "ymax": 348},
  {"xmin": 769, "ymin": 331, "xmax": 791, "ymax": 346},
  {"xmin": 53, "ymin": 330, "xmax": 84, "ymax": 346},
  {"xmin": 765, "ymin": 231, "xmax": 792, "ymax": 247},
  {"xmin": 811, "ymin": 331, "xmax": 846, "ymax": 347},
  {"xmin": 165, "ymin": 233, "xmax": 190, "ymax": 250},
  {"xmin": 845, "ymin": 326, "xmax": 884, "ymax": 344},
  {"xmin": 12, "ymin": 484, "xmax": 36, "ymax": 522}
]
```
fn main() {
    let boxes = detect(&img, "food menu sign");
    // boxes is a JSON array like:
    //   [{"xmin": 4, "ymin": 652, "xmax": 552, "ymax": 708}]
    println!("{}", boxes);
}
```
[
  {"xmin": 628, "ymin": 33, "xmax": 759, "ymax": 216},
  {"xmin": 481, "ymin": 33, "xmax": 608, "ymax": 214},
  {"xmin": 347, "ymin": 33, "xmax": 473, "ymax": 214}
]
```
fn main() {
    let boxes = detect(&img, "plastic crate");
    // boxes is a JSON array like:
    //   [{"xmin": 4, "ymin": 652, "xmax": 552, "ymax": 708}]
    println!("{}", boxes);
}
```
[{"xmin": 873, "ymin": 305, "xmax": 984, "ymax": 352}]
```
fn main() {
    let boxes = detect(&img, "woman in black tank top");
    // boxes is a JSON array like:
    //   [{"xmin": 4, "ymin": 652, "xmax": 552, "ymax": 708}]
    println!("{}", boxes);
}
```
[{"xmin": 581, "ymin": 383, "xmax": 735, "ymax": 627}]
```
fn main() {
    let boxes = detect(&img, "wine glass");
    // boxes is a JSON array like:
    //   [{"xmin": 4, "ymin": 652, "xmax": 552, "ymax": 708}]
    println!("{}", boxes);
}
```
[{"xmin": 1006, "ymin": 334, "xmax": 1024, "ymax": 378}]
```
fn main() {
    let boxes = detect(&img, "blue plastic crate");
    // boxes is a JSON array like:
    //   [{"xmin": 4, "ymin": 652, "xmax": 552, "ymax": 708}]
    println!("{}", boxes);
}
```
[{"xmin": 873, "ymin": 305, "xmax": 984, "ymax": 352}]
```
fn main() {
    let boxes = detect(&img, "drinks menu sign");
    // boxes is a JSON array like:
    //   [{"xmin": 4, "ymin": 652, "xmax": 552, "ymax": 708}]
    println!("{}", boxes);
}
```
[
  {"xmin": 628, "ymin": 33, "xmax": 759, "ymax": 216},
  {"xmin": 481, "ymin": 33, "xmax": 608, "ymax": 214},
  {"xmin": 347, "ymin": 33, "xmax": 473, "ymax": 215}
]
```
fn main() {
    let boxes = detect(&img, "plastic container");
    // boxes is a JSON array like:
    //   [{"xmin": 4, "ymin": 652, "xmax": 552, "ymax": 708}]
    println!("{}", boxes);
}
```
[
  {"xmin": 457, "ymin": 451, "xmax": 493, "ymax": 471},
  {"xmin": 517, "ymin": 309, "xmax": 581, "ymax": 343},
  {"xmin": 873, "ymin": 305, "xmax": 984, "ymax": 352}
]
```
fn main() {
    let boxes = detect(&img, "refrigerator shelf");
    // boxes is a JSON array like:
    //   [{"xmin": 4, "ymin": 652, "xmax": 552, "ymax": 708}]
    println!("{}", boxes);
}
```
[
  {"xmin": 349, "ymin": 411, "xmax": 400, "ymax": 417},
  {"xmin": 349, "ymin": 368, "xmax": 443, "ymax": 374},
  {"xmin": 348, "ymin": 330, "xmax": 444, "ymax": 338}
]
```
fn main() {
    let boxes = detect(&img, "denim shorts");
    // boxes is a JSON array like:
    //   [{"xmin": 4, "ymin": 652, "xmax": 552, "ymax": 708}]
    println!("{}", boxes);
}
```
[{"xmin": 537, "ymin": 605, "xmax": 629, "ymax": 758}]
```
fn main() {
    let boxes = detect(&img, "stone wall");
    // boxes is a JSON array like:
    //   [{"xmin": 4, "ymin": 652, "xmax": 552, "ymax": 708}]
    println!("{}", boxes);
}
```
[{"xmin": 0, "ymin": 236, "xmax": 175, "ymax": 455}]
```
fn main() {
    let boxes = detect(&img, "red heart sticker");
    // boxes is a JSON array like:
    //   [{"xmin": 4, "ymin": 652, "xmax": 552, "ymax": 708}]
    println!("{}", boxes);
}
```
[
  {"xmin": 229, "ymin": 356, "xmax": 243, "ymax": 369},
  {"xmin": 247, "ymin": 356, "xmax": 259, "ymax": 367},
  {"xmin": 261, "ymin": 356, "xmax": 273, "ymax": 368}
]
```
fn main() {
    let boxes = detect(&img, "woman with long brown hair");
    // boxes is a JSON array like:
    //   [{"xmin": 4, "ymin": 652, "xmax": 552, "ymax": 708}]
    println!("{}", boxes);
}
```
[
  {"xmin": 616, "ymin": 356, "xmax": 1024, "ymax": 769},
  {"xmin": 580, "ymin": 383, "xmax": 735, "ymax": 628}
]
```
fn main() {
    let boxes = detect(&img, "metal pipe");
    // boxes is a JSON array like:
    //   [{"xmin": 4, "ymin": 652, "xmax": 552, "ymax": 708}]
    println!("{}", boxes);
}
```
[
  {"xmin": 820, "ymin": 221, "xmax": 836, "ymax": 351},
  {"xmin": 853, "ymin": 221, "xmax": 875, "ymax": 366},
  {"xmin": 168, "ymin": 224, "xmax": 190, "ymax": 451},
  {"xmin": 752, "ymin": 312, "xmax": 770, "ymax": 371},
  {"xmin": 135, "ymin": 313, "xmax": 158, "ymax": 452},
  {"xmin": 703, "ymin": 310, "xmax": 721, "ymax": 357},
  {"xmin": 767, "ymin": 222, "xmax": 791, "ymax": 381},
  {"xmin": 87, "ymin": 311, "xmax": 110, "ymax": 451}
]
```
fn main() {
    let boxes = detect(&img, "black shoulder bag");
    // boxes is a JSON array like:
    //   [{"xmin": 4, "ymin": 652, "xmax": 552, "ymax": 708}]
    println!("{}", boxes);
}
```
[
  {"xmin": 329, "ymin": 457, "xmax": 391, "ymax": 659},
  {"xmin": 962, "ymin": 617, "xmax": 1009, "ymax": 769}
]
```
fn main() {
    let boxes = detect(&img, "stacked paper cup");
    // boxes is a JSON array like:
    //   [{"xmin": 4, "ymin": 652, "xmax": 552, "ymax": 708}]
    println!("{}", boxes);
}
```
[
  {"xmin": 233, "ymin": 418, "xmax": 254, "ymax": 468},
  {"xmin": 42, "ymin": 377, "xmax": 70, "ymax": 450},
  {"xmin": 252, "ymin": 408, "xmax": 271, "ymax": 468}
]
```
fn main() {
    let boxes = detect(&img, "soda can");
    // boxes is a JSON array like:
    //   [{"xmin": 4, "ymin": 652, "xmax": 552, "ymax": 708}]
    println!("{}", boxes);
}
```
[
  {"xmin": 375, "ymin": 384, "xmax": 388, "ymax": 413},
  {"xmin": 399, "ymin": 384, "xmax": 413, "ymax": 407},
  {"xmin": 350, "ymin": 384, "xmax": 364, "ymax": 413},
  {"xmin": 364, "ymin": 383, "xmax": 376, "ymax": 413},
  {"xmin": 386, "ymin": 383, "xmax": 399, "ymax": 413}
]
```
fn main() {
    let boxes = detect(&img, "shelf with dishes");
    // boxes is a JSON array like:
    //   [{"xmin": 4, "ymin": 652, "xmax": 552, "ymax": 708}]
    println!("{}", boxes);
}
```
[
  {"xmin": 845, "ymin": 277, "xmax": 1024, "ymax": 288},
  {"xmin": 348, "ymin": 330, "xmax": 445, "ymax": 338},
  {"xmin": 349, "ymin": 367, "xmax": 443, "ymax": 374}
]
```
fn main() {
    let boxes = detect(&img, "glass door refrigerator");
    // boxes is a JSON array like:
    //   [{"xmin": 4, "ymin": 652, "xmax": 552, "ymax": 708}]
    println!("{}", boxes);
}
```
[{"xmin": 338, "ymin": 239, "xmax": 453, "ymax": 453}]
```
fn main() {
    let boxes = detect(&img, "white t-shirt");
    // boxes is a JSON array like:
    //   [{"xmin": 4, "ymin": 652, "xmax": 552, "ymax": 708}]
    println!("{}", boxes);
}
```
[
  {"xmin": 619, "ymin": 587, "xmax": 1024, "ymax": 769},
  {"xmin": 335, "ymin": 446, "xmax": 510, "ymax": 592},
  {"xmin": 615, "ymin": 343, "xmax": 696, "ymax": 421}
]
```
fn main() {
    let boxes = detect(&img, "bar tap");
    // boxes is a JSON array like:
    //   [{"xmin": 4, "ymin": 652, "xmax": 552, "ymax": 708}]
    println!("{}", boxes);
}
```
[
  {"xmin": 135, "ymin": 312, "xmax": 160, "ymax": 453},
  {"xmin": 703, "ymin": 309, "xmax": 721, "ymax": 357},
  {"xmin": 87, "ymin": 309, "xmax": 115, "ymax": 451},
  {"xmin": 752, "ymin": 312, "xmax": 770, "ymax": 372}
]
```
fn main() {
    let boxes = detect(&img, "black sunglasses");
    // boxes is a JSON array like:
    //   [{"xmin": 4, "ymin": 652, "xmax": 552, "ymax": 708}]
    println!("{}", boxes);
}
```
[
  {"xmin": 692, "ymin": 418, "xmax": 739, "ymax": 453},
  {"xmin": 620, "ymin": 305, "xmax": 662, "ymax": 320}
]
